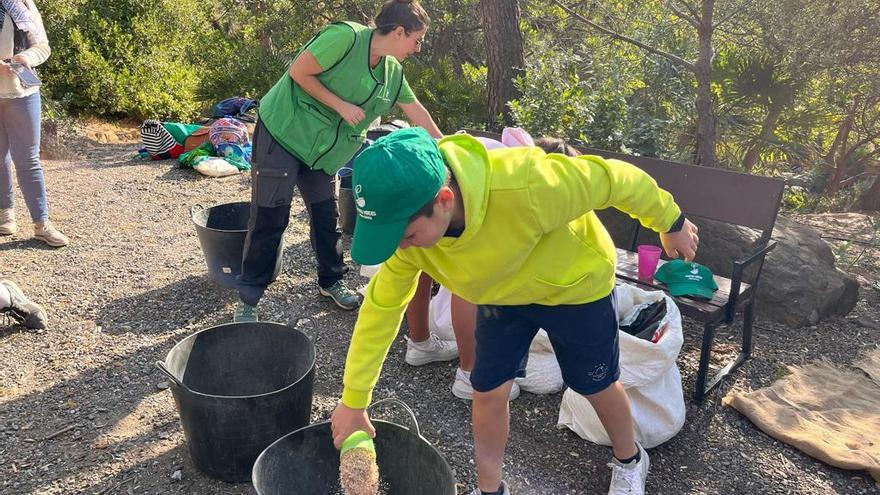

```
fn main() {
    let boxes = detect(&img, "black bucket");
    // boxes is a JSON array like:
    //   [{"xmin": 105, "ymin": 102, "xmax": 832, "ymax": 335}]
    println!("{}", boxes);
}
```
[
  {"xmin": 191, "ymin": 202, "xmax": 283, "ymax": 288},
  {"xmin": 156, "ymin": 319, "xmax": 317, "ymax": 482},
  {"xmin": 252, "ymin": 398, "xmax": 456, "ymax": 495},
  {"xmin": 337, "ymin": 167, "xmax": 356, "ymax": 235}
]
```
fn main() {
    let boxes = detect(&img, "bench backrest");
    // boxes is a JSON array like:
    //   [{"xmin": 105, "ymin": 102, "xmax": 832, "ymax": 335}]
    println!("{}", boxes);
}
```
[{"xmin": 460, "ymin": 129, "xmax": 785, "ymax": 241}]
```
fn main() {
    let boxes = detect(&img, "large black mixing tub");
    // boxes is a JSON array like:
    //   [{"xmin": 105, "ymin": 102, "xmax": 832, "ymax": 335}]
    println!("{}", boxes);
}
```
[
  {"xmin": 191, "ymin": 202, "xmax": 283, "ymax": 288},
  {"xmin": 156, "ymin": 319, "xmax": 317, "ymax": 482},
  {"xmin": 252, "ymin": 399, "xmax": 456, "ymax": 494}
]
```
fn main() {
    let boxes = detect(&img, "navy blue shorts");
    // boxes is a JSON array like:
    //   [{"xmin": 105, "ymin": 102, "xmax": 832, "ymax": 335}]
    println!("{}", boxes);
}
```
[{"xmin": 470, "ymin": 292, "xmax": 620, "ymax": 396}]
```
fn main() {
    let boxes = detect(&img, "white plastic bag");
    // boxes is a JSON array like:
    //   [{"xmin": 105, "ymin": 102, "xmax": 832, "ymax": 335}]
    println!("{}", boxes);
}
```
[
  {"xmin": 516, "ymin": 330, "xmax": 565, "ymax": 394},
  {"xmin": 193, "ymin": 157, "xmax": 239, "ymax": 177},
  {"xmin": 557, "ymin": 284, "xmax": 686, "ymax": 448},
  {"xmin": 428, "ymin": 285, "xmax": 456, "ymax": 341}
]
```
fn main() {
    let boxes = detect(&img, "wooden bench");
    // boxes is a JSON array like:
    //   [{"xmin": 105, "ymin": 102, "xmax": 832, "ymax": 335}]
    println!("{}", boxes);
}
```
[{"xmin": 463, "ymin": 130, "xmax": 785, "ymax": 402}]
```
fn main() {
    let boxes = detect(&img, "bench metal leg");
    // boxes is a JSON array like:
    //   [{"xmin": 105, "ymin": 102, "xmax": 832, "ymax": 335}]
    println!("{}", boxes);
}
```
[{"xmin": 693, "ymin": 302, "xmax": 755, "ymax": 403}]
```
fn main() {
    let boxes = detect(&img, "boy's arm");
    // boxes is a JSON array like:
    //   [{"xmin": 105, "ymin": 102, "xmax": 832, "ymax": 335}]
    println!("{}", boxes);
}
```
[
  {"xmin": 340, "ymin": 253, "xmax": 421, "ymax": 408},
  {"xmin": 528, "ymin": 153, "xmax": 682, "ymax": 234}
]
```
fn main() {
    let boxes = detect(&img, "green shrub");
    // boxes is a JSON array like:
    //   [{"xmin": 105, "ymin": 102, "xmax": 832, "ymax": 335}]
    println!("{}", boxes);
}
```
[
  {"xmin": 40, "ymin": 0, "xmax": 211, "ymax": 121},
  {"xmin": 403, "ymin": 58, "xmax": 488, "ymax": 132},
  {"xmin": 509, "ymin": 49, "xmax": 628, "ymax": 150}
]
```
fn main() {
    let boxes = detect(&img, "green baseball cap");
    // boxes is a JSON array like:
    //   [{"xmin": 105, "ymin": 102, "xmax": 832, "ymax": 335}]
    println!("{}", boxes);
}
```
[
  {"xmin": 655, "ymin": 260, "xmax": 719, "ymax": 300},
  {"xmin": 351, "ymin": 127, "xmax": 447, "ymax": 265}
]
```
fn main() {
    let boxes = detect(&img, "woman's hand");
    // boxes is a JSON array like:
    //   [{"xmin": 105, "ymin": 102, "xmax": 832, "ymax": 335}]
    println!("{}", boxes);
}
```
[
  {"xmin": 0, "ymin": 60, "xmax": 12, "ymax": 75},
  {"xmin": 336, "ymin": 102, "xmax": 366, "ymax": 126},
  {"xmin": 10, "ymin": 55, "xmax": 30, "ymax": 68}
]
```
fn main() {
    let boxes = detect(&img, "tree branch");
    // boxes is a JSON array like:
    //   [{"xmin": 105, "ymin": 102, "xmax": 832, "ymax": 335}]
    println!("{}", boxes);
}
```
[
  {"xmin": 714, "ymin": 0, "xmax": 756, "ymax": 28},
  {"xmin": 676, "ymin": 0, "xmax": 702, "ymax": 22},
  {"xmin": 663, "ymin": 1, "xmax": 700, "ymax": 29},
  {"xmin": 551, "ymin": 0, "xmax": 696, "ymax": 72}
]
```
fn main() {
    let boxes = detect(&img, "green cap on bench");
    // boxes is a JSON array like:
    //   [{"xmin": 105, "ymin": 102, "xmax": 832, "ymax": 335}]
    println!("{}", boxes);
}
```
[{"xmin": 655, "ymin": 260, "xmax": 719, "ymax": 300}]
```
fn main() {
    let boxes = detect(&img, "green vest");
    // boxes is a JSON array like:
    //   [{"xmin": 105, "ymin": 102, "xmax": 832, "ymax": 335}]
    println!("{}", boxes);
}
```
[{"xmin": 259, "ymin": 22, "xmax": 406, "ymax": 174}]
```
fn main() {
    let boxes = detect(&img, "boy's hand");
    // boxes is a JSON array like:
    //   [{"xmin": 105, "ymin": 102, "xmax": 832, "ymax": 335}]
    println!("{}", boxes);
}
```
[
  {"xmin": 659, "ymin": 219, "xmax": 699, "ymax": 261},
  {"xmin": 331, "ymin": 402, "xmax": 375, "ymax": 449}
]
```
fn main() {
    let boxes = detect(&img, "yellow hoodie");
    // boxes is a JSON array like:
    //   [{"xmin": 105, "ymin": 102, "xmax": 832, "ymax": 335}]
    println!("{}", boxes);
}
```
[{"xmin": 341, "ymin": 134, "xmax": 681, "ymax": 408}]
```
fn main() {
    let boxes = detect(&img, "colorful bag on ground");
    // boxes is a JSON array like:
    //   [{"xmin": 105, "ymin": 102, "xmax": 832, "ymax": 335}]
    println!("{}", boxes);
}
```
[{"xmin": 209, "ymin": 118, "xmax": 250, "ymax": 148}]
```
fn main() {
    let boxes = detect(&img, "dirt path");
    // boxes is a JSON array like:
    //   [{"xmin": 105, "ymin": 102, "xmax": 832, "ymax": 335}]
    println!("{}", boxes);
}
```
[{"xmin": 1, "ymin": 128, "xmax": 878, "ymax": 494}]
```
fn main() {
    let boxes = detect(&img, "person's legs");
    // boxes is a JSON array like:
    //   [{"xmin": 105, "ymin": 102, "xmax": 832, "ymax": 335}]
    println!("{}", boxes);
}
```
[
  {"xmin": 4, "ymin": 93, "xmax": 48, "ymax": 223},
  {"xmin": 237, "ymin": 121, "xmax": 298, "ymax": 315},
  {"xmin": 585, "ymin": 382, "xmax": 637, "ymax": 459},
  {"xmin": 540, "ymin": 293, "xmax": 648, "ymax": 494},
  {"xmin": 405, "ymin": 272, "xmax": 433, "ymax": 342},
  {"xmin": 297, "ymin": 165, "xmax": 359, "ymax": 310},
  {"xmin": 472, "ymin": 381, "xmax": 514, "ymax": 493},
  {"xmin": 470, "ymin": 305, "xmax": 536, "ymax": 490},
  {"xmin": 0, "ymin": 99, "xmax": 16, "ymax": 235}
]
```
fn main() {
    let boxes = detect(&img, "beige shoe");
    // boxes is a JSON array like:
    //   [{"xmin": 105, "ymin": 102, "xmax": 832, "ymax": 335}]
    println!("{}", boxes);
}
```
[
  {"xmin": 0, "ymin": 208, "xmax": 16, "ymax": 235},
  {"xmin": 34, "ymin": 221, "xmax": 69, "ymax": 247}
]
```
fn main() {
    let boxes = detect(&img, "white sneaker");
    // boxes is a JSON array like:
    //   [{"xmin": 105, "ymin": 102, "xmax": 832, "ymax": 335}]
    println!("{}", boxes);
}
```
[
  {"xmin": 452, "ymin": 368, "xmax": 520, "ymax": 401},
  {"xmin": 405, "ymin": 333, "xmax": 458, "ymax": 366},
  {"xmin": 607, "ymin": 443, "xmax": 649, "ymax": 495},
  {"xmin": 469, "ymin": 481, "xmax": 511, "ymax": 495},
  {"xmin": 34, "ymin": 221, "xmax": 69, "ymax": 247}
]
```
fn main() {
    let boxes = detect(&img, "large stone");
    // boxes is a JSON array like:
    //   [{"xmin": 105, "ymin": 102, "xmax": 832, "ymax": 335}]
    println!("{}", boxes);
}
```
[{"xmin": 596, "ymin": 209, "xmax": 859, "ymax": 327}]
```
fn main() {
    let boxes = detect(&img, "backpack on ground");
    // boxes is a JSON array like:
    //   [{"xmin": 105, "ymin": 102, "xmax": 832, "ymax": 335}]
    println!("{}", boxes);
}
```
[{"xmin": 211, "ymin": 97, "xmax": 259, "ymax": 123}]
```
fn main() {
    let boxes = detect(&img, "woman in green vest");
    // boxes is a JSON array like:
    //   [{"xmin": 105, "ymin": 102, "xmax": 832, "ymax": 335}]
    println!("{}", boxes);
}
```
[{"xmin": 235, "ymin": 0, "xmax": 442, "ymax": 321}]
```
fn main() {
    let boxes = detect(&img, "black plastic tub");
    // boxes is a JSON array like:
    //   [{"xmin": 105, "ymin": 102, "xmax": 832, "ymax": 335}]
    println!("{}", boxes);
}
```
[
  {"xmin": 252, "ymin": 399, "xmax": 456, "ymax": 494},
  {"xmin": 157, "ymin": 319, "xmax": 316, "ymax": 482},
  {"xmin": 191, "ymin": 202, "xmax": 283, "ymax": 288}
]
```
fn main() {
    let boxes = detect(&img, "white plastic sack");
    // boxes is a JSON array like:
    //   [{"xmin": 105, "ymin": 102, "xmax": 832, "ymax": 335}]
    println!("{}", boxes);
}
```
[
  {"xmin": 557, "ymin": 284, "xmax": 686, "ymax": 448},
  {"xmin": 516, "ymin": 330, "xmax": 565, "ymax": 395},
  {"xmin": 359, "ymin": 264, "xmax": 382, "ymax": 278},
  {"xmin": 428, "ymin": 285, "xmax": 456, "ymax": 341},
  {"xmin": 193, "ymin": 157, "xmax": 239, "ymax": 177}
]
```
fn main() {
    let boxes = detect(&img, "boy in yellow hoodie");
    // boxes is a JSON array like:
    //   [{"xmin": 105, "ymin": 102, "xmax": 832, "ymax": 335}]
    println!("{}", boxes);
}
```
[{"xmin": 331, "ymin": 127, "xmax": 699, "ymax": 495}]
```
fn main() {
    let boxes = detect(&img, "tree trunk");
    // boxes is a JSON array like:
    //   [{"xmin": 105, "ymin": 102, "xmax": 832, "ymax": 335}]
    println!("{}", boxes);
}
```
[
  {"xmin": 824, "ymin": 106, "xmax": 855, "ymax": 196},
  {"xmin": 694, "ymin": 0, "xmax": 716, "ymax": 167},
  {"xmin": 858, "ymin": 174, "xmax": 880, "ymax": 211},
  {"xmin": 479, "ymin": 0, "xmax": 525, "ymax": 130},
  {"xmin": 742, "ymin": 104, "xmax": 784, "ymax": 172}
]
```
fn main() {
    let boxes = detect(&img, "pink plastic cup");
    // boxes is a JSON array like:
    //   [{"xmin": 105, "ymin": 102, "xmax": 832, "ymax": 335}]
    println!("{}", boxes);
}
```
[{"xmin": 637, "ymin": 245, "xmax": 663, "ymax": 280}]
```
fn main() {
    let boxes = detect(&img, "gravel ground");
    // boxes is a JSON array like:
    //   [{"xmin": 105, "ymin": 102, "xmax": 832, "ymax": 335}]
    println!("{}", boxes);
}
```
[{"xmin": 1, "ymin": 127, "xmax": 879, "ymax": 495}]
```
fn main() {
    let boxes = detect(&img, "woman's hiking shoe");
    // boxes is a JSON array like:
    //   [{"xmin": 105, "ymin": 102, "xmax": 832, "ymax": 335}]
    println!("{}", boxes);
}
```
[
  {"xmin": 319, "ymin": 280, "xmax": 360, "ymax": 310},
  {"xmin": 405, "ymin": 334, "xmax": 458, "ymax": 366},
  {"xmin": 0, "ymin": 280, "xmax": 47, "ymax": 330},
  {"xmin": 469, "ymin": 481, "xmax": 511, "ymax": 495},
  {"xmin": 607, "ymin": 443, "xmax": 649, "ymax": 495},
  {"xmin": 452, "ymin": 368, "xmax": 520, "ymax": 401},
  {"xmin": 233, "ymin": 301, "xmax": 259, "ymax": 322},
  {"xmin": 34, "ymin": 221, "xmax": 69, "ymax": 247},
  {"xmin": 0, "ymin": 208, "xmax": 16, "ymax": 235}
]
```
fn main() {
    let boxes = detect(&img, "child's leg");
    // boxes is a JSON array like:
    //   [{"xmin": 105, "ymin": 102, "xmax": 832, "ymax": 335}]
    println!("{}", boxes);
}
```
[
  {"xmin": 472, "ymin": 381, "xmax": 515, "ymax": 492},
  {"xmin": 450, "ymin": 294, "xmax": 476, "ymax": 371},
  {"xmin": 470, "ymin": 305, "xmax": 538, "ymax": 491},
  {"xmin": 404, "ymin": 272, "xmax": 433, "ymax": 342},
  {"xmin": 584, "ymin": 381, "xmax": 638, "ymax": 459},
  {"xmin": 538, "ymin": 293, "xmax": 637, "ymax": 460}
]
